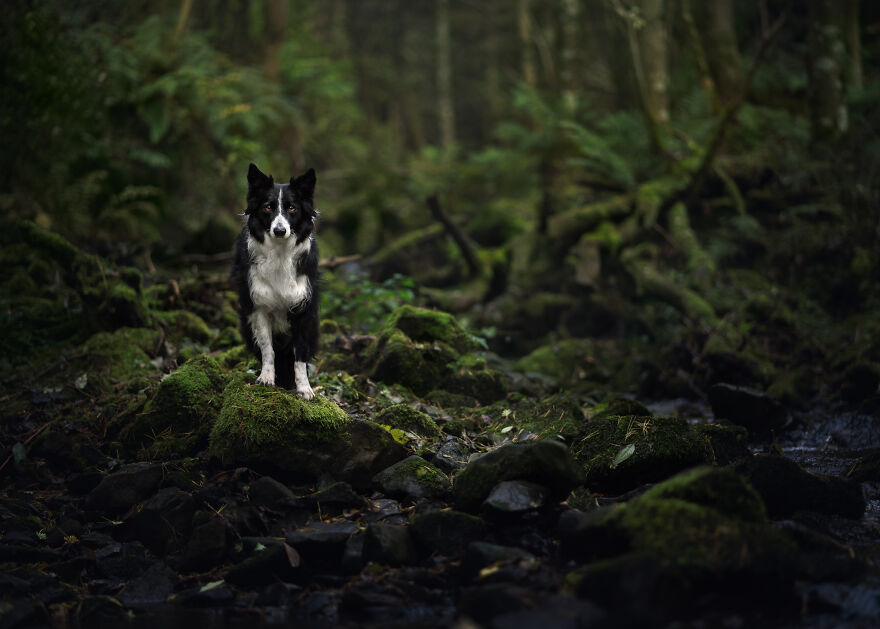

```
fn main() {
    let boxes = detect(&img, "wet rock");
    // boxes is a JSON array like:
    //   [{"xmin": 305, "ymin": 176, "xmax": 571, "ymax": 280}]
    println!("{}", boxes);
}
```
[
  {"xmin": 86, "ymin": 463, "xmax": 163, "ymax": 515},
  {"xmin": 118, "ymin": 562, "xmax": 177, "ymax": 608},
  {"xmin": 431, "ymin": 438, "xmax": 471, "ymax": 473},
  {"xmin": 285, "ymin": 521, "xmax": 359, "ymax": 571},
  {"xmin": 563, "ymin": 467, "xmax": 797, "ymax": 600},
  {"xmin": 374, "ymin": 404, "xmax": 442, "ymax": 440},
  {"xmin": 182, "ymin": 515, "xmax": 231, "ymax": 571},
  {"xmin": 362, "ymin": 524, "xmax": 417, "ymax": 566},
  {"xmin": 249, "ymin": 475, "xmax": 299, "ymax": 510},
  {"xmin": 574, "ymin": 415, "xmax": 706, "ymax": 494},
  {"xmin": 734, "ymin": 454, "xmax": 866, "ymax": 519},
  {"xmin": 300, "ymin": 481, "xmax": 367, "ymax": 513},
  {"xmin": 709, "ymin": 383, "xmax": 789, "ymax": 439},
  {"xmin": 209, "ymin": 378, "xmax": 405, "ymax": 487},
  {"xmin": 372, "ymin": 456, "xmax": 450, "ymax": 500},
  {"xmin": 483, "ymin": 480, "xmax": 548, "ymax": 514},
  {"xmin": 453, "ymin": 440, "xmax": 585, "ymax": 513},
  {"xmin": 693, "ymin": 422, "xmax": 750, "ymax": 464},
  {"xmin": 409, "ymin": 510, "xmax": 486, "ymax": 555},
  {"xmin": 225, "ymin": 542, "xmax": 300, "ymax": 586},
  {"xmin": 121, "ymin": 487, "xmax": 195, "ymax": 555},
  {"xmin": 461, "ymin": 541, "xmax": 536, "ymax": 578}
]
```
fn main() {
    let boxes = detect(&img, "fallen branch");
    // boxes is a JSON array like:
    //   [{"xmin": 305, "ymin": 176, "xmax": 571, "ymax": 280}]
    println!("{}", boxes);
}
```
[{"xmin": 425, "ymin": 195, "xmax": 482, "ymax": 278}]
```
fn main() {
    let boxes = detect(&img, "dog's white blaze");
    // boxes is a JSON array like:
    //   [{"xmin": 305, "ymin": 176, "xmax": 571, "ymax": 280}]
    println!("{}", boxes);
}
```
[{"xmin": 270, "ymin": 193, "xmax": 291, "ymax": 238}]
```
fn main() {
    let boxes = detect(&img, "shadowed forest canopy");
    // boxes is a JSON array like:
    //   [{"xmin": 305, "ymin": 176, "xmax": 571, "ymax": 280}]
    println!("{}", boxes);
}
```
[{"xmin": 1, "ymin": 1, "xmax": 880, "ymax": 627}]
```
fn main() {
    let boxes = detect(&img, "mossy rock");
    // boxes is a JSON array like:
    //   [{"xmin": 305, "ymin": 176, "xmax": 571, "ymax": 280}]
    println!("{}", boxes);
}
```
[
  {"xmin": 373, "ymin": 455, "xmax": 451, "ymax": 500},
  {"xmin": 370, "ymin": 328, "xmax": 458, "ymax": 396},
  {"xmin": 209, "ymin": 376, "xmax": 405, "ymax": 484},
  {"xmin": 374, "ymin": 404, "xmax": 442, "ymax": 440},
  {"xmin": 441, "ymin": 369, "xmax": 508, "ymax": 404},
  {"xmin": 384, "ymin": 305, "xmax": 478, "ymax": 355},
  {"xmin": 572, "ymin": 415, "xmax": 707, "ymax": 494},
  {"xmin": 157, "ymin": 310, "xmax": 214, "ymax": 345},
  {"xmin": 424, "ymin": 390, "xmax": 479, "ymax": 409},
  {"xmin": 119, "ymin": 355, "xmax": 228, "ymax": 455},
  {"xmin": 210, "ymin": 326, "xmax": 243, "ymax": 351},
  {"xmin": 453, "ymin": 440, "xmax": 585, "ymax": 513},
  {"xmin": 565, "ymin": 467, "xmax": 796, "ymax": 605},
  {"xmin": 693, "ymin": 422, "xmax": 750, "ymax": 465},
  {"xmin": 69, "ymin": 327, "xmax": 160, "ymax": 394},
  {"xmin": 589, "ymin": 398, "xmax": 651, "ymax": 420},
  {"xmin": 514, "ymin": 339, "xmax": 601, "ymax": 386}
]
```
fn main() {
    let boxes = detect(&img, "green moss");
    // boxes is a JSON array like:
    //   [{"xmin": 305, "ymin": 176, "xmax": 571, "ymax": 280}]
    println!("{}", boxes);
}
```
[
  {"xmin": 71, "ymin": 327, "xmax": 159, "ymax": 393},
  {"xmin": 384, "ymin": 305, "xmax": 478, "ymax": 354},
  {"xmin": 514, "ymin": 339, "xmax": 599, "ymax": 385},
  {"xmin": 370, "ymin": 328, "xmax": 458, "ymax": 396},
  {"xmin": 441, "ymin": 369, "xmax": 507, "ymax": 404},
  {"xmin": 210, "ymin": 326, "xmax": 243, "ymax": 351},
  {"xmin": 208, "ymin": 375, "xmax": 351, "ymax": 476},
  {"xmin": 373, "ymin": 455, "xmax": 450, "ymax": 498},
  {"xmin": 157, "ymin": 310, "xmax": 214, "ymax": 344},
  {"xmin": 374, "ymin": 404, "xmax": 442, "ymax": 440},
  {"xmin": 424, "ymin": 390, "xmax": 479, "ymax": 409},
  {"xmin": 589, "ymin": 398, "xmax": 651, "ymax": 420},
  {"xmin": 572, "ymin": 415, "xmax": 707, "ymax": 494}
]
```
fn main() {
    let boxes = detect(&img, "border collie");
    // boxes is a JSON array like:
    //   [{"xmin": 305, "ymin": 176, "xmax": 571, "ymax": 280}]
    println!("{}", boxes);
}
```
[{"xmin": 231, "ymin": 163, "xmax": 319, "ymax": 400}]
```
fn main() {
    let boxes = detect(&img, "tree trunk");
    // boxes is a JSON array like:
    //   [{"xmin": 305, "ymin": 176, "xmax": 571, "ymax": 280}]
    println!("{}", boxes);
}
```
[
  {"xmin": 638, "ymin": 0, "xmax": 668, "ymax": 125},
  {"xmin": 845, "ymin": 0, "xmax": 863, "ymax": 91},
  {"xmin": 807, "ymin": 0, "xmax": 848, "ymax": 145},
  {"xmin": 436, "ymin": 0, "xmax": 455, "ymax": 150},
  {"xmin": 681, "ymin": 0, "xmax": 717, "ymax": 110},
  {"xmin": 703, "ymin": 0, "xmax": 743, "ymax": 105},
  {"xmin": 560, "ymin": 0, "xmax": 580, "ymax": 113},
  {"xmin": 518, "ymin": 0, "xmax": 537, "ymax": 85}
]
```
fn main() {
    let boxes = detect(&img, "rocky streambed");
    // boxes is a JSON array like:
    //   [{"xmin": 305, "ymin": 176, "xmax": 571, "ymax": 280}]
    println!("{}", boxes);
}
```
[{"xmin": 1, "ymin": 221, "xmax": 879, "ymax": 628}]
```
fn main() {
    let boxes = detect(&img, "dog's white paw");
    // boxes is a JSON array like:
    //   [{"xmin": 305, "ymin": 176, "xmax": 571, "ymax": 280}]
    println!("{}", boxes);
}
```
[
  {"xmin": 297, "ymin": 385, "xmax": 315, "ymax": 401},
  {"xmin": 255, "ymin": 369, "xmax": 275, "ymax": 386}
]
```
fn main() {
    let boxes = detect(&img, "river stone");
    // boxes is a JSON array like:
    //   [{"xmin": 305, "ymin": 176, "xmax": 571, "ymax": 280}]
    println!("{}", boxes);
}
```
[
  {"xmin": 431, "ymin": 438, "xmax": 471, "ymax": 473},
  {"xmin": 86, "ymin": 463, "xmax": 164, "ymax": 516},
  {"xmin": 118, "ymin": 561, "xmax": 177, "ymax": 608},
  {"xmin": 452, "ymin": 440, "xmax": 585, "ymax": 513},
  {"xmin": 373, "ymin": 456, "xmax": 451, "ymax": 500},
  {"xmin": 249, "ymin": 476, "xmax": 299, "ymax": 510},
  {"xmin": 120, "ymin": 487, "xmax": 196, "ymax": 555},
  {"xmin": 733, "ymin": 454, "xmax": 866, "ymax": 519},
  {"xmin": 409, "ymin": 510, "xmax": 486, "ymax": 555},
  {"xmin": 483, "ymin": 480, "xmax": 548, "ymax": 514},
  {"xmin": 708, "ymin": 383, "xmax": 789, "ymax": 439},
  {"xmin": 461, "ymin": 541, "xmax": 536, "ymax": 578},
  {"xmin": 362, "ymin": 523, "xmax": 417, "ymax": 566}
]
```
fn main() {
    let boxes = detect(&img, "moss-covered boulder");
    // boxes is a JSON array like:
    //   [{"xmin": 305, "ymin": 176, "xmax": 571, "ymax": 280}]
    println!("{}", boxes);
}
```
[
  {"xmin": 514, "ymin": 339, "xmax": 598, "ymax": 386},
  {"xmin": 385, "ymin": 305, "xmax": 479, "ymax": 355},
  {"xmin": 69, "ymin": 327, "xmax": 160, "ymax": 394},
  {"xmin": 119, "ymin": 355, "xmax": 228, "ymax": 456},
  {"xmin": 563, "ymin": 467, "xmax": 797, "ymax": 607},
  {"xmin": 209, "ymin": 376, "xmax": 405, "ymax": 485},
  {"xmin": 372, "ymin": 455, "xmax": 451, "ymax": 500},
  {"xmin": 0, "ymin": 220, "xmax": 151, "ymax": 361},
  {"xmin": 156, "ymin": 310, "xmax": 214, "ymax": 345},
  {"xmin": 374, "ymin": 404, "xmax": 442, "ymax": 440},
  {"xmin": 453, "ymin": 440, "xmax": 585, "ymax": 513},
  {"xmin": 369, "ymin": 305, "xmax": 497, "ymax": 398},
  {"xmin": 571, "ymin": 415, "xmax": 706, "ymax": 494}
]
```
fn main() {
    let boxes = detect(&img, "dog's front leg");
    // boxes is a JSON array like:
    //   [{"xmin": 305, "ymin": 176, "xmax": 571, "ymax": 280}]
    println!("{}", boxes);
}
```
[
  {"xmin": 294, "ymin": 361, "xmax": 314, "ymax": 401},
  {"xmin": 250, "ymin": 311, "xmax": 276, "ymax": 385}
]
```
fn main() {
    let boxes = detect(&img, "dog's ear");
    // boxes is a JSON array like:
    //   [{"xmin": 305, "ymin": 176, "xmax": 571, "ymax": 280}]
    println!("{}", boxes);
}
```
[
  {"xmin": 290, "ymin": 168, "xmax": 316, "ymax": 200},
  {"xmin": 247, "ymin": 163, "xmax": 273, "ymax": 189}
]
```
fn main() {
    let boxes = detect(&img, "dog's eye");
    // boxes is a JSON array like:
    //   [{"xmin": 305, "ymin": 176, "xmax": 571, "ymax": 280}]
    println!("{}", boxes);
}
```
[
  {"xmin": 263, "ymin": 204, "xmax": 272, "ymax": 213},
  {"xmin": 288, "ymin": 206, "xmax": 296, "ymax": 213}
]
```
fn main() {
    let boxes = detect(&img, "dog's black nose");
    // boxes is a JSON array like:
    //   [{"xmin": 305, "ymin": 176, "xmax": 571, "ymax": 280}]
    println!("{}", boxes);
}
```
[{"xmin": 273, "ymin": 226, "xmax": 286, "ymax": 237}]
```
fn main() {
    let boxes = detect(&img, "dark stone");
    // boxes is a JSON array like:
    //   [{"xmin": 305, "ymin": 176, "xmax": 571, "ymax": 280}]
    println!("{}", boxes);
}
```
[
  {"xmin": 431, "ymin": 438, "xmax": 471, "ymax": 473},
  {"xmin": 708, "ymin": 383, "xmax": 789, "ymax": 440},
  {"xmin": 225, "ymin": 543, "xmax": 299, "ymax": 587},
  {"xmin": 86, "ymin": 463, "xmax": 163, "ymax": 515},
  {"xmin": 94, "ymin": 542, "xmax": 153, "ymax": 582},
  {"xmin": 300, "ymin": 481, "xmax": 367, "ymax": 512},
  {"xmin": 362, "ymin": 524, "xmax": 417, "ymax": 566},
  {"xmin": 734, "ymin": 454, "xmax": 866, "ymax": 519},
  {"xmin": 336, "ymin": 421, "xmax": 409, "ymax": 491},
  {"xmin": 255, "ymin": 582, "xmax": 302, "ymax": 606},
  {"xmin": 285, "ymin": 521, "xmax": 359, "ymax": 572},
  {"xmin": 77, "ymin": 595, "xmax": 130, "ymax": 623},
  {"xmin": 557, "ymin": 508, "xmax": 630, "ymax": 562},
  {"xmin": 118, "ymin": 562, "xmax": 178, "ymax": 608},
  {"xmin": 341, "ymin": 531, "xmax": 366, "ymax": 574},
  {"xmin": 453, "ymin": 440, "xmax": 585, "ymax": 512},
  {"xmin": 181, "ymin": 517, "xmax": 230, "ymax": 571},
  {"xmin": 461, "ymin": 541, "xmax": 536, "ymax": 578},
  {"xmin": 249, "ymin": 475, "xmax": 299, "ymax": 510},
  {"xmin": 121, "ymin": 487, "xmax": 196, "ymax": 555},
  {"xmin": 68, "ymin": 471, "xmax": 104, "ymax": 495},
  {"xmin": 458, "ymin": 583, "xmax": 540, "ymax": 624},
  {"xmin": 483, "ymin": 480, "xmax": 548, "ymax": 514},
  {"xmin": 372, "ymin": 455, "xmax": 450, "ymax": 500},
  {"xmin": 489, "ymin": 597, "xmax": 607, "ymax": 629},
  {"xmin": 409, "ymin": 510, "xmax": 486, "ymax": 555},
  {"xmin": 849, "ymin": 449, "xmax": 880, "ymax": 482},
  {"xmin": 173, "ymin": 583, "xmax": 235, "ymax": 607},
  {"xmin": 693, "ymin": 422, "xmax": 750, "ymax": 464}
]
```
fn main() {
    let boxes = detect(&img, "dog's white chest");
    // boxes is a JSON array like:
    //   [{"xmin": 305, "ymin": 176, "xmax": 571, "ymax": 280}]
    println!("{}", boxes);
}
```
[{"xmin": 247, "ymin": 236, "xmax": 311, "ymax": 333}]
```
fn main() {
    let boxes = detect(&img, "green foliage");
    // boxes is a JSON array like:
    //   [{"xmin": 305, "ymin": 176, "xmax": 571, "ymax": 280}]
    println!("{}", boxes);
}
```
[{"xmin": 321, "ymin": 270, "xmax": 415, "ymax": 333}]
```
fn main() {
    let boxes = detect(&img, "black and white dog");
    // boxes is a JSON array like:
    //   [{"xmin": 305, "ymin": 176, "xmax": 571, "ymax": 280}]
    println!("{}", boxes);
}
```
[{"xmin": 231, "ymin": 163, "xmax": 319, "ymax": 399}]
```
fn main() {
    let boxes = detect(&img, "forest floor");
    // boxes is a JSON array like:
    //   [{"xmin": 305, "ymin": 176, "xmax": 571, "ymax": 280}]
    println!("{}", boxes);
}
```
[{"xmin": 1, "ymin": 219, "xmax": 880, "ymax": 629}]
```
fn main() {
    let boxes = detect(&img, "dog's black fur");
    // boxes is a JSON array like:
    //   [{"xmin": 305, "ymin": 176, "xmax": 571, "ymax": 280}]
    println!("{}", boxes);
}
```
[{"xmin": 231, "ymin": 163, "xmax": 319, "ymax": 394}]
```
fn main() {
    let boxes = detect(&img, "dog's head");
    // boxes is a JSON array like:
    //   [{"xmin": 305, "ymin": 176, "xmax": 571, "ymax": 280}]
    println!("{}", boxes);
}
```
[{"xmin": 245, "ymin": 163, "xmax": 317, "ymax": 244}]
